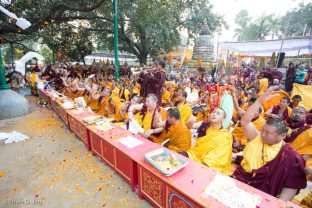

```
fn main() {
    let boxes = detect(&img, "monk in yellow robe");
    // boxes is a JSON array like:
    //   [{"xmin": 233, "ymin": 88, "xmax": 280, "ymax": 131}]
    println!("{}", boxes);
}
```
[
  {"xmin": 119, "ymin": 95, "xmax": 142, "ymax": 121},
  {"xmin": 29, "ymin": 70, "xmax": 39, "ymax": 95},
  {"xmin": 87, "ymin": 92, "xmax": 101, "ymax": 112},
  {"xmin": 97, "ymin": 88, "xmax": 112, "ymax": 117},
  {"xmin": 286, "ymin": 107, "xmax": 312, "ymax": 156},
  {"xmin": 232, "ymin": 86, "xmax": 307, "ymax": 201},
  {"xmin": 119, "ymin": 84, "xmax": 130, "ymax": 102},
  {"xmin": 161, "ymin": 86, "xmax": 171, "ymax": 106},
  {"xmin": 284, "ymin": 107, "xmax": 312, "ymax": 200},
  {"xmin": 107, "ymin": 97, "xmax": 124, "ymax": 122},
  {"xmin": 128, "ymin": 93, "xmax": 166, "ymax": 141},
  {"xmin": 181, "ymin": 108, "xmax": 232, "ymax": 175},
  {"xmin": 155, "ymin": 108, "xmax": 191, "ymax": 152},
  {"xmin": 176, "ymin": 91, "xmax": 192, "ymax": 124},
  {"xmin": 133, "ymin": 83, "xmax": 140, "ymax": 96}
]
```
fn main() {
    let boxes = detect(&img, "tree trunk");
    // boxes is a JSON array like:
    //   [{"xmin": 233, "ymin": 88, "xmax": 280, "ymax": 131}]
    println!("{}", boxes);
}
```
[{"xmin": 138, "ymin": 52, "xmax": 148, "ymax": 65}]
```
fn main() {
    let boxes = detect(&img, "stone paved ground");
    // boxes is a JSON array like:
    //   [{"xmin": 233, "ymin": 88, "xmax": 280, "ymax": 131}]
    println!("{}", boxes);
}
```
[{"xmin": 0, "ymin": 96, "xmax": 152, "ymax": 208}]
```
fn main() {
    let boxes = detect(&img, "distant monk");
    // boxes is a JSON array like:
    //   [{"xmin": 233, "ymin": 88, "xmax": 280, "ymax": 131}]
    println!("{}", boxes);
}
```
[
  {"xmin": 232, "ymin": 86, "xmax": 307, "ymax": 201},
  {"xmin": 138, "ymin": 60, "xmax": 166, "ymax": 104}
]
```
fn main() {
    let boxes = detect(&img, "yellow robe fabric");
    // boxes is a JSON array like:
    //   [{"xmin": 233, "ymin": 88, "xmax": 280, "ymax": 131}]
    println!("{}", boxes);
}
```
[
  {"xmin": 124, "ymin": 89, "xmax": 130, "ymax": 101},
  {"xmin": 97, "ymin": 97, "xmax": 110, "ymax": 117},
  {"xmin": 140, "ymin": 108, "xmax": 166, "ymax": 131},
  {"xmin": 87, "ymin": 94, "xmax": 100, "ymax": 112},
  {"xmin": 107, "ymin": 82, "xmax": 113, "ymax": 89},
  {"xmin": 290, "ymin": 127, "xmax": 312, "ymax": 160},
  {"xmin": 156, "ymin": 121, "xmax": 191, "ymax": 152},
  {"xmin": 240, "ymin": 135, "xmax": 283, "ymax": 173},
  {"xmin": 301, "ymin": 190, "xmax": 312, "ymax": 208},
  {"xmin": 258, "ymin": 78, "xmax": 269, "ymax": 96},
  {"xmin": 178, "ymin": 102, "xmax": 192, "ymax": 124},
  {"xmin": 109, "ymin": 101, "xmax": 124, "ymax": 122},
  {"xmin": 232, "ymin": 116, "xmax": 266, "ymax": 145},
  {"xmin": 139, "ymin": 107, "xmax": 167, "ymax": 141},
  {"xmin": 261, "ymin": 90, "xmax": 289, "ymax": 112},
  {"xmin": 111, "ymin": 87, "xmax": 120, "ymax": 101},
  {"xmin": 169, "ymin": 88, "xmax": 175, "ymax": 98},
  {"xmin": 30, "ymin": 72, "xmax": 37, "ymax": 87},
  {"xmin": 187, "ymin": 129, "xmax": 233, "ymax": 175},
  {"xmin": 162, "ymin": 90, "xmax": 171, "ymax": 105},
  {"xmin": 291, "ymin": 83, "xmax": 312, "ymax": 111}
]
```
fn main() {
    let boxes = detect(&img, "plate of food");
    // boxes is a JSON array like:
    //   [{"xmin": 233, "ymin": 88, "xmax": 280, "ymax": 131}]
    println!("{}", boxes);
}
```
[
  {"xmin": 144, "ymin": 148, "xmax": 188, "ymax": 176},
  {"xmin": 83, "ymin": 115, "xmax": 105, "ymax": 124}
]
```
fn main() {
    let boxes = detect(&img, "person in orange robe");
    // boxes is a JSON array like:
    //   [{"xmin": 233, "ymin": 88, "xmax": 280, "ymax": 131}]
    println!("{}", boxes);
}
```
[
  {"xmin": 107, "ymin": 97, "xmax": 124, "ymax": 122},
  {"xmin": 127, "ymin": 94, "xmax": 166, "ymax": 141},
  {"xmin": 97, "ymin": 88, "xmax": 112, "ymax": 117},
  {"xmin": 154, "ymin": 108, "xmax": 191, "ymax": 152}
]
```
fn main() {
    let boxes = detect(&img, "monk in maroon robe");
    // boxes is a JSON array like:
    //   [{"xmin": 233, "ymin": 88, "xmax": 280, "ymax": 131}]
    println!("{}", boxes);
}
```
[
  {"xmin": 232, "ymin": 86, "xmax": 307, "ymax": 201},
  {"xmin": 265, "ymin": 96, "xmax": 291, "ymax": 120},
  {"xmin": 138, "ymin": 61, "xmax": 166, "ymax": 104}
]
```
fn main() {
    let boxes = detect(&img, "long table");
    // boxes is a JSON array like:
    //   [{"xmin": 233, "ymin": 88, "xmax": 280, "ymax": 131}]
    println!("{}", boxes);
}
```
[
  {"xmin": 38, "ymin": 88, "xmax": 300, "ymax": 208},
  {"xmin": 88, "ymin": 124, "xmax": 160, "ymax": 192}
]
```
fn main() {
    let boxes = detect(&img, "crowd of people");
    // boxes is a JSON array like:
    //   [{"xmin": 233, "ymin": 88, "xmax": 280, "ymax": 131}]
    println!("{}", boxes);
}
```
[{"xmin": 28, "ymin": 60, "xmax": 312, "ymax": 206}]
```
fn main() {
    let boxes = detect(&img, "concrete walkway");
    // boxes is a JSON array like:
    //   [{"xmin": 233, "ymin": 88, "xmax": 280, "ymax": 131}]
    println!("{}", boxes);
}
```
[{"xmin": 0, "ymin": 97, "xmax": 152, "ymax": 208}]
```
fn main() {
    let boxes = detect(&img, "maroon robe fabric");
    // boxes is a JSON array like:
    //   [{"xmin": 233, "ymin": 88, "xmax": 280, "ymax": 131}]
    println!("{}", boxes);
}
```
[
  {"xmin": 197, "ymin": 121, "xmax": 209, "ymax": 138},
  {"xmin": 137, "ymin": 72, "xmax": 149, "ymax": 97},
  {"xmin": 306, "ymin": 113, "xmax": 312, "ymax": 125},
  {"xmin": 271, "ymin": 105, "xmax": 290, "ymax": 120},
  {"xmin": 53, "ymin": 73, "xmax": 64, "ymax": 91},
  {"xmin": 42, "ymin": 65, "xmax": 55, "ymax": 81},
  {"xmin": 232, "ymin": 144, "xmax": 307, "ymax": 197},
  {"xmin": 147, "ymin": 70, "xmax": 166, "ymax": 104}
]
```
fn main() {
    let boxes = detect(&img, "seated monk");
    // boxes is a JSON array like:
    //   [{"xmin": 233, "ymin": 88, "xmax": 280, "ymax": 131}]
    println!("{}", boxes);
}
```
[
  {"xmin": 161, "ymin": 86, "xmax": 171, "ymax": 107},
  {"xmin": 119, "ymin": 83, "xmax": 130, "ymax": 102},
  {"xmin": 181, "ymin": 108, "xmax": 232, "ymax": 175},
  {"xmin": 62, "ymin": 77, "xmax": 84, "ymax": 100},
  {"xmin": 289, "ymin": 95, "xmax": 305, "ymax": 109},
  {"xmin": 232, "ymin": 86, "xmax": 307, "ymax": 201},
  {"xmin": 154, "ymin": 108, "xmax": 191, "ymax": 152},
  {"xmin": 119, "ymin": 95, "xmax": 142, "ymax": 122},
  {"xmin": 175, "ymin": 91, "xmax": 192, "ymax": 124},
  {"xmin": 107, "ymin": 97, "xmax": 124, "ymax": 122},
  {"xmin": 127, "ymin": 93, "xmax": 166, "ymax": 141},
  {"xmin": 285, "ymin": 106, "xmax": 312, "ymax": 171},
  {"xmin": 97, "ymin": 88, "xmax": 112, "ymax": 117},
  {"xmin": 264, "ymin": 96, "xmax": 292, "ymax": 120}
]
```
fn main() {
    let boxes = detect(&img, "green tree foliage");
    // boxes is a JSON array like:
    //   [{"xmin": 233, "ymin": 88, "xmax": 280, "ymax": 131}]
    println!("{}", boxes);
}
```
[
  {"xmin": 1, "ymin": 0, "xmax": 224, "ymax": 64},
  {"xmin": 39, "ymin": 23, "xmax": 93, "ymax": 65},
  {"xmin": 0, "ymin": 0, "xmax": 106, "ymax": 35},
  {"xmin": 234, "ymin": 3, "xmax": 312, "ymax": 41},
  {"xmin": 279, "ymin": 2, "xmax": 312, "ymax": 37},
  {"xmin": 91, "ymin": 0, "xmax": 225, "ymax": 64},
  {"xmin": 234, "ymin": 11, "xmax": 279, "ymax": 41}
]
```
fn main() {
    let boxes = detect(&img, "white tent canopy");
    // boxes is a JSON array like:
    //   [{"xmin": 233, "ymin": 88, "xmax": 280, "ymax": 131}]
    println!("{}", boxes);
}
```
[
  {"xmin": 218, "ymin": 37, "xmax": 312, "ymax": 57},
  {"xmin": 15, "ymin": 52, "xmax": 45, "ymax": 75}
]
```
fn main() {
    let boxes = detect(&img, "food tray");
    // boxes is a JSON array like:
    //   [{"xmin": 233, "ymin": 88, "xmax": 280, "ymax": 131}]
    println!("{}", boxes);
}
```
[
  {"xmin": 82, "ymin": 116, "xmax": 105, "ymax": 125},
  {"xmin": 144, "ymin": 148, "xmax": 188, "ymax": 176}
]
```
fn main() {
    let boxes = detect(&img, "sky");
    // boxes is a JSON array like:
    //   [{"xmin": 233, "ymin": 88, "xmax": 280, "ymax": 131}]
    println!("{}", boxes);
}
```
[{"xmin": 209, "ymin": 0, "xmax": 312, "ymax": 42}]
